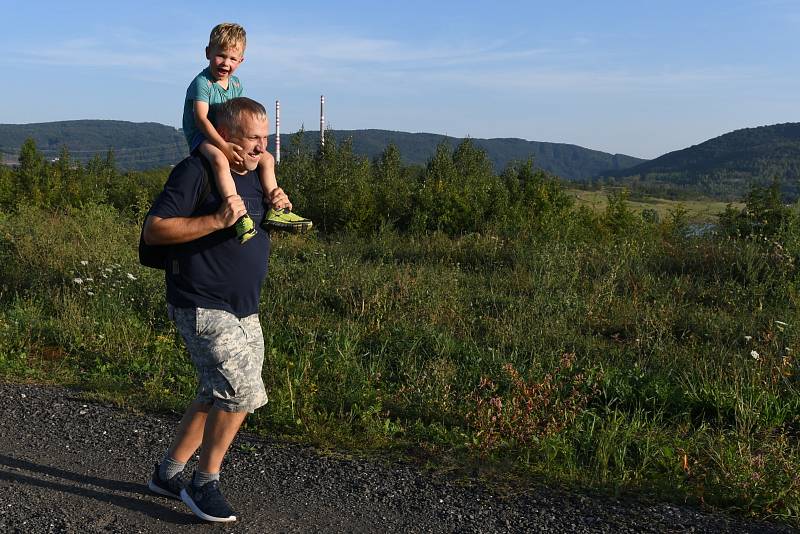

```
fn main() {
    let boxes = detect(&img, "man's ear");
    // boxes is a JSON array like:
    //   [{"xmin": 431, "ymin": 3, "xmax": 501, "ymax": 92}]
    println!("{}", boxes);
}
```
[{"xmin": 205, "ymin": 46, "xmax": 211, "ymax": 60}]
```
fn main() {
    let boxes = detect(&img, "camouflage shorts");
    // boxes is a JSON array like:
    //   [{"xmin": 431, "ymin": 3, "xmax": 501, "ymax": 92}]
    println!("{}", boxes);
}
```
[{"xmin": 169, "ymin": 305, "xmax": 268, "ymax": 413}]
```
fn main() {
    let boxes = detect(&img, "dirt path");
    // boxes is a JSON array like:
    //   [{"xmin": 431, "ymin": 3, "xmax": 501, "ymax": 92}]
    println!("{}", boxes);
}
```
[{"xmin": 0, "ymin": 382, "xmax": 792, "ymax": 533}]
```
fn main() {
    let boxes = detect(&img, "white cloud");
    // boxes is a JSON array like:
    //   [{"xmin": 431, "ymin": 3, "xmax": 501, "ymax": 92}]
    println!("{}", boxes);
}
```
[
  {"xmin": 449, "ymin": 66, "xmax": 757, "ymax": 93},
  {"xmin": 15, "ymin": 33, "xmax": 192, "ymax": 70},
  {"xmin": 248, "ymin": 32, "xmax": 548, "ymax": 75},
  {"xmin": 234, "ymin": 30, "xmax": 760, "ymax": 98},
  {"xmin": 19, "ymin": 28, "xmax": 742, "ymax": 96}
]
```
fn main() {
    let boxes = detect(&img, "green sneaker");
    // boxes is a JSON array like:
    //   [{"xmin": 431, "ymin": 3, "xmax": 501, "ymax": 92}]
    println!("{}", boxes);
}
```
[
  {"xmin": 262, "ymin": 208, "xmax": 313, "ymax": 234},
  {"xmin": 234, "ymin": 214, "xmax": 257, "ymax": 244}
]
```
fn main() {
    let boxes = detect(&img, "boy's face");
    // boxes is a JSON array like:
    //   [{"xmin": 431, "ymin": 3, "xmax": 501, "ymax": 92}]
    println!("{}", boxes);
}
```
[{"xmin": 205, "ymin": 44, "xmax": 244, "ymax": 82}]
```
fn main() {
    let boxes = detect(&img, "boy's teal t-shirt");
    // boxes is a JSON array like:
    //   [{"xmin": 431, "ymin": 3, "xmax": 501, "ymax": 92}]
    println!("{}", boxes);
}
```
[{"xmin": 182, "ymin": 67, "xmax": 245, "ymax": 148}]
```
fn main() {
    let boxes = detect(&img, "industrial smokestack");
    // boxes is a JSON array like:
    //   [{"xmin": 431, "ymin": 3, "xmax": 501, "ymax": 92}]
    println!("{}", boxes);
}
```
[
  {"xmin": 275, "ymin": 100, "xmax": 281, "ymax": 164},
  {"xmin": 320, "ymin": 95, "xmax": 325, "ymax": 147}
]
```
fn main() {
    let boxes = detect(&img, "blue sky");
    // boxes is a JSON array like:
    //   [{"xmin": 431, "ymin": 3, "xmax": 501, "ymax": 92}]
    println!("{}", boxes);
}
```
[{"xmin": 2, "ymin": 0, "xmax": 799, "ymax": 159}]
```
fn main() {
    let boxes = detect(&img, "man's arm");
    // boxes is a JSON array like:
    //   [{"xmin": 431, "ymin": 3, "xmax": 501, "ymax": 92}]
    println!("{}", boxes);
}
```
[{"xmin": 143, "ymin": 195, "xmax": 246, "ymax": 245}]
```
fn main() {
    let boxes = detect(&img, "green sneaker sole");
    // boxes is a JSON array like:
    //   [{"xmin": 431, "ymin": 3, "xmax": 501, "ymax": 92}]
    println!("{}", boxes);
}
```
[
  {"xmin": 238, "ymin": 228, "xmax": 257, "ymax": 244},
  {"xmin": 262, "ymin": 209, "xmax": 313, "ymax": 234}
]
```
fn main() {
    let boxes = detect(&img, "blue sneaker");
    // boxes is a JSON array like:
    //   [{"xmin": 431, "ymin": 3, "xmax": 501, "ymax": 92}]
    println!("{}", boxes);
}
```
[
  {"xmin": 147, "ymin": 463, "xmax": 184, "ymax": 500},
  {"xmin": 180, "ymin": 480, "xmax": 237, "ymax": 522}
]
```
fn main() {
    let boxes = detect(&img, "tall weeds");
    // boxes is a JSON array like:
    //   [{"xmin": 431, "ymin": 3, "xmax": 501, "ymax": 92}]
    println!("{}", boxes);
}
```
[{"xmin": 2, "ymin": 141, "xmax": 800, "ymax": 522}]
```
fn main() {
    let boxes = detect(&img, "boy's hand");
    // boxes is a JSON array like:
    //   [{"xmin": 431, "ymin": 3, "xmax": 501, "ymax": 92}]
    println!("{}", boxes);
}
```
[
  {"xmin": 267, "ymin": 187, "xmax": 292, "ymax": 211},
  {"xmin": 223, "ymin": 142, "xmax": 244, "ymax": 165}
]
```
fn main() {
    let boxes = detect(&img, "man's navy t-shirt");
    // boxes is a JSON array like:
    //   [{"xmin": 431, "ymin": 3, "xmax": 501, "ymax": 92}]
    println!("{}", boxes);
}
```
[{"xmin": 148, "ymin": 155, "xmax": 270, "ymax": 318}]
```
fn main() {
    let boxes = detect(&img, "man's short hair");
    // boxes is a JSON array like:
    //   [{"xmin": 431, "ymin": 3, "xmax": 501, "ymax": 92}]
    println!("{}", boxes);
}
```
[
  {"xmin": 216, "ymin": 97, "xmax": 268, "ymax": 136},
  {"xmin": 209, "ymin": 23, "xmax": 246, "ymax": 51}
]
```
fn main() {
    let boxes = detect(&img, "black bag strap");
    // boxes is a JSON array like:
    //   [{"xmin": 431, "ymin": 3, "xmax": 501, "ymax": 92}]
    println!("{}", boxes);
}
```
[
  {"xmin": 192, "ymin": 151, "xmax": 216, "ymax": 213},
  {"xmin": 138, "ymin": 153, "xmax": 218, "ymax": 270}
]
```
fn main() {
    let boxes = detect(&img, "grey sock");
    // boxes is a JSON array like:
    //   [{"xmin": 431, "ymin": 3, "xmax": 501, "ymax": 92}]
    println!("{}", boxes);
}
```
[
  {"xmin": 192, "ymin": 470, "xmax": 220, "ymax": 489},
  {"xmin": 158, "ymin": 455, "xmax": 186, "ymax": 482}
]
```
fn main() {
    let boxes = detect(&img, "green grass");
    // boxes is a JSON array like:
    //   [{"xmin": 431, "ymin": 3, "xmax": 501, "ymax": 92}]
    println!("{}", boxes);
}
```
[
  {"xmin": 569, "ymin": 187, "xmax": 744, "ymax": 222},
  {"xmin": 1, "ymin": 203, "xmax": 799, "ymax": 524}
]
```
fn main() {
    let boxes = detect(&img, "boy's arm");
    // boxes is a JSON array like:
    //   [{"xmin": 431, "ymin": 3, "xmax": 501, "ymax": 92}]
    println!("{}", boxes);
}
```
[{"xmin": 194, "ymin": 100, "xmax": 243, "ymax": 164}]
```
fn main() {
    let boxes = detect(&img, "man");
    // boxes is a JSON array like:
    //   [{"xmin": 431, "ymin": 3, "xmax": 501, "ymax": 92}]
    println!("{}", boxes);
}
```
[{"xmin": 143, "ymin": 97, "xmax": 287, "ymax": 523}]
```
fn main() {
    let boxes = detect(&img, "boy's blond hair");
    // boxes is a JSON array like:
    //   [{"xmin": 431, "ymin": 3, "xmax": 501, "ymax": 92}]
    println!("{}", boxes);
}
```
[{"xmin": 209, "ymin": 23, "xmax": 246, "ymax": 51}]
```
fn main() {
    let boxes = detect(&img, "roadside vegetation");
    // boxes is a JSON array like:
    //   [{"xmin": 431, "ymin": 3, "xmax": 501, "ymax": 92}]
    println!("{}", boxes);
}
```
[{"xmin": 1, "ymin": 134, "xmax": 799, "ymax": 524}]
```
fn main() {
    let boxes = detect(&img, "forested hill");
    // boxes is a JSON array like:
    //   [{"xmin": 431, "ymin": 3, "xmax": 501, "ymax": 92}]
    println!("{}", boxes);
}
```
[
  {"xmin": 601, "ymin": 122, "xmax": 800, "ymax": 199},
  {"xmin": 0, "ymin": 121, "xmax": 645, "ymax": 179},
  {"xmin": 0, "ymin": 120, "xmax": 187, "ymax": 171},
  {"xmin": 292, "ymin": 129, "xmax": 645, "ymax": 180}
]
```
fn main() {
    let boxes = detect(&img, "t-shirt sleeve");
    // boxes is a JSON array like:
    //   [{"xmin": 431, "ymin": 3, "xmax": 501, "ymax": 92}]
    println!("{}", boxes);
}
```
[
  {"xmin": 148, "ymin": 159, "xmax": 205, "ymax": 219},
  {"xmin": 188, "ymin": 75, "xmax": 213, "ymax": 104}
]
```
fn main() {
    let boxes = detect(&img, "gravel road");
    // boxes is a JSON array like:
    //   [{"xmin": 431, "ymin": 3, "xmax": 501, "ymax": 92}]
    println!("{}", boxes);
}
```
[{"xmin": 0, "ymin": 381, "xmax": 793, "ymax": 533}]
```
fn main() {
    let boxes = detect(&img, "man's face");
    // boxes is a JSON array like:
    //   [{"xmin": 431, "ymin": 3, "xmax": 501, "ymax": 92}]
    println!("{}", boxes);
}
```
[{"xmin": 223, "ymin": 114, "xmax": 268, "ymax": 174}]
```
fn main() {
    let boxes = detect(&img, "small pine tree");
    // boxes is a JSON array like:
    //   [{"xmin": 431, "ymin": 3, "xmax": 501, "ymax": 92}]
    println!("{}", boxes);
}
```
[{"xmin": 15, "ymin": 138, "xmax": 46, "ymax": 205}]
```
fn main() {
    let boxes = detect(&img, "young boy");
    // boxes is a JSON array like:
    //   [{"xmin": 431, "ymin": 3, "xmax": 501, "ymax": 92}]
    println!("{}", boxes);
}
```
[{"xmin": 182, "ymin": 22, "xmax": 311, "ymax": 243}]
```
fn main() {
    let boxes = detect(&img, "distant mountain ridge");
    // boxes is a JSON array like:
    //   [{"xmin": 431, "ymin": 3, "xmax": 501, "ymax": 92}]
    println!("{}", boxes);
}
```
[
  {"xmin": 0, "ymin": 120, "xmax": 187, "ymax": 171},
  {"xmin": 312, "ymin": 129, "xmax": 644, "ymax": 181},
  {"xmin": 0, "ymin": 120, "xmax": 645, "ymax": 179},
  {"xmin": 603, "ymin": 122, "xmax": 800, "ymax": 198}
]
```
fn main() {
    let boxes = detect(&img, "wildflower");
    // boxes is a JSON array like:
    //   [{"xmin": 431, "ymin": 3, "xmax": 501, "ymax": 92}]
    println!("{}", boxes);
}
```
[
  {"xmin": 80, "ymin": 260, "xmax": 88, "ymax": 266},
  {"xmin": 72, "ymin": 278, "xmax": 83, "ymax": 285},
  {"xmin": 744, "ymin": 336, "xmax": 752, "ymax": 342},
  {"xmin": 87, "ymin": 291, "xmax": 94, "ymax": 296},
  {"xmin": 126, "ymin": 273, "xmax": 137, "ymax": 281},
  {"xmin": 751, "ymin": 350, "xmax": 760, "ymax": 361}
]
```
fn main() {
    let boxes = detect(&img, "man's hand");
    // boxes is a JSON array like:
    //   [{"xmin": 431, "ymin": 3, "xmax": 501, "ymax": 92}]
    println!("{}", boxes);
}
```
[
  {"xmin": 217, "ymin": 194, "xmax": 248, "ymax": 228},
  {"xmin": 267, "ymin": 187, "xmax": 292, "ymax": 211},
  {"xmin": 223, "ymin": 142, "xmax": 244, "ymax": 165}
]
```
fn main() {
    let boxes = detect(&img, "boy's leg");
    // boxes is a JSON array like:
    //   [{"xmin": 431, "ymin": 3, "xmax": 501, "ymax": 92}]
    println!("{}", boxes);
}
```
[
  {"xmin": 198, "ymin": 141, "xmax": 256, "ymax": 244},
  {"xmin": 256, "ymin": 151, "xmax": 282, "ymax": 208},
  {"xmin": 198, "ymin": 141, "xmax": 237, "ymax": 198}
]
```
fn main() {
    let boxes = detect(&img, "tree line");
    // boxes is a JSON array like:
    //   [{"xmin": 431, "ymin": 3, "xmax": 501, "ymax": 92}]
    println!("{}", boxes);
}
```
[
  {"xmin": 0, "ymin": 133, "xmax": 573, "ymax": 238},
  {"xmin": 1, "ymin": 133, "xmax": 795, "ymax": 244}
]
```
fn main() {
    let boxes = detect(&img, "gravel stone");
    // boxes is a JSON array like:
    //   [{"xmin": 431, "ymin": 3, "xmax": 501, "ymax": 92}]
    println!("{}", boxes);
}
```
[{"xmin": 0, "ymin": 382, "xmax": 793, "ymax": 533}]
